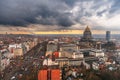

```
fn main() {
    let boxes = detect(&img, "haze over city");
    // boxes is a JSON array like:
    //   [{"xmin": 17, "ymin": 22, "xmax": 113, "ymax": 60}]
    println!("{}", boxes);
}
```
[{"xmin": 0, "ymin": 0, "xmax": 120, "ymax": 34}]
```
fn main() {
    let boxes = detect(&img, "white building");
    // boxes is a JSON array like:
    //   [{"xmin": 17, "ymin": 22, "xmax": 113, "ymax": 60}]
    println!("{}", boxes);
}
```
[
  {"xmin": 72, "ymin": 52, "xmax": 84, "ymax": 59},
  {"xmin": 0, "ymin": 49, "xmax": 13, "ymax": 71},
  {"xmin": 92, "ymin": 62, "xmax": 99, "ymax": 70},
  {"xmin": 60, "ymin": 44, "xmax": 77, "ymax": 52},
  {"xmin": 90, "ymin": 49, "xmax": 104, "ymax": 57},
  {"xmin": 8, "ymin": 43, "xmax": 27, "ymax": 56},
  {"xmin": 9, "ymin": 44, "xmax": 22, "ymax": 49},
  {"xmin": 8, "ymin": 44, "xmax": 22, "ymax": 53},
  {"xmin": 59, "ymin": 50, "xmax": 84, "ymax": 59},
  {"xmin": 59, "ymin": 51, "xmax": 73, "ymax": 58},
  {"xmin": 43, "ymin": 58, "xmax": 58, "ymax": 66},
  {"xmin": 116, "ymin": 49, "xmax": 120, "ymax": 56},
  {"xmin": 43, "ymin": 58, "xmax": 53, "ymax": 66}
]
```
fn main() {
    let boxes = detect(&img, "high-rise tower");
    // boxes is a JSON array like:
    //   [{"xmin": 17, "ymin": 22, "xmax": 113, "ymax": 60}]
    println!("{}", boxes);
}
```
[
  {"xmin": 106, "ymin": 31, "xmax": 111, "ymax": 41},
  {"xmin": 83, "ymin": 26, "xmax": 92, "ymax": 40}
]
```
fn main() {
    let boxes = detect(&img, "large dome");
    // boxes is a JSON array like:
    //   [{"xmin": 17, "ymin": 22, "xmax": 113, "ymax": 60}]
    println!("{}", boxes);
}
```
[{"xmin": 83, "ymin": 26, "xmax": 92, "ymax": 40}]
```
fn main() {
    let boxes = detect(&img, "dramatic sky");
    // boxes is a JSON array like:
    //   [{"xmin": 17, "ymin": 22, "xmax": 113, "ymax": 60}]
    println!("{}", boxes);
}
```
[{"xmin": 0, "ymin": 0, "xmax": 120, "ymax": 34}]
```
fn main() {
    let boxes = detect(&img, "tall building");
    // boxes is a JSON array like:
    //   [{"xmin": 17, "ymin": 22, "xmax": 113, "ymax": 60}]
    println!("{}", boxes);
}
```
[
  {"xmin": 83, "ymin": 26, "xmax": 92, "ymax": 40},
  {"xmin": 79, "ymin": 26, "xmax": 94, "ymax": 49},
  {"xmin": 106, "ymin": 31, "xmax": 111, "ymax": 41}
]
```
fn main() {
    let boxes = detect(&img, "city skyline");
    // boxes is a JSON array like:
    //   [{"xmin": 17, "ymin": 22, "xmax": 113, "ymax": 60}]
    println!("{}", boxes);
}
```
[{"xmin": 0, "ymin": 0, "xmax": 120, "ymax": 34}]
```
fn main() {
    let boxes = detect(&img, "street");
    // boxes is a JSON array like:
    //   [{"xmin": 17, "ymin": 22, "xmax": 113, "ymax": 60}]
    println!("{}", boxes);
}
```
[{"xmin": 1, "ymin": 42, "xmax": 47, "ymax": 80}]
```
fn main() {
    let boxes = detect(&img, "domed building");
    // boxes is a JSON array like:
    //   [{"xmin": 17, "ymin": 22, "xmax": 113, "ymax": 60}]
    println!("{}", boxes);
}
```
[
  {"xmin": 79, "ymin": 26, "xmax": 95, "ymax": 49},
  {"xmin": 83, "ymin": 26, "xmax": 92, "ymax": 40}
]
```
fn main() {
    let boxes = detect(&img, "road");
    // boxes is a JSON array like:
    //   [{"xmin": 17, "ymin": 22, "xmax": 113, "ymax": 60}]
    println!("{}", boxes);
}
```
[{"xmin": 1, "ymin": 42, "xmax": 47, "ymax": 80}]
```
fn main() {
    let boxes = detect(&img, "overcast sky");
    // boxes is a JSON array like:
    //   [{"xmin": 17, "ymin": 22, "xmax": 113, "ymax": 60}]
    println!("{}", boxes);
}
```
[{"xmin": 0, "ymin": 0, "xmax": 120, "ymax": 33}]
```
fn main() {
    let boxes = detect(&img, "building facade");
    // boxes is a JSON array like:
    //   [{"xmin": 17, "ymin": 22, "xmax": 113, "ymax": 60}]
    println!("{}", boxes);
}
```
[
  {"xmin": 82, "ymin": 26, "xmax": 92, "ymax": 40},
  {"xmin": 106, "ymin": 31, "xmax": 111, "ymax": 41}
]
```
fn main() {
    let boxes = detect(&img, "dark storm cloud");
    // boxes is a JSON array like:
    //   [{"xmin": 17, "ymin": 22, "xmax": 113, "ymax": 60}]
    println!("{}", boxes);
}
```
[
  {"xmin": 0, "ymin": 0, "xmax": 74, "ymax": 27},
  {"xmin": 0, "ymin": 0, "xmax": 120, "ymax": 29},
  {"xmin": 0, "ymin": 0, "xmax": 38, "ymax": 26},
  {"xmin": 62, "ymin": 0, "xmax": 78, "ymax": 7}
]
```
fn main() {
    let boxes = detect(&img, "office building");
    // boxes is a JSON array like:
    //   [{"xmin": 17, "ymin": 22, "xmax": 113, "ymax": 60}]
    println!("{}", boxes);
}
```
[{"xmin": 106, "ymin": 31, "xmax": 111, "ymax": 41}]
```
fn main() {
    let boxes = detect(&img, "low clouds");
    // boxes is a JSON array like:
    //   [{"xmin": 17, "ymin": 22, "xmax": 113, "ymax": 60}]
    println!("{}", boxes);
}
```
[{"xmin": 0, "ymin": 0, "xmax": 120, "ymax": 31}]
